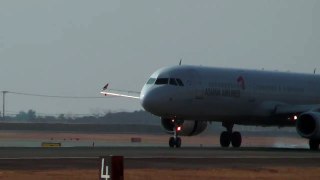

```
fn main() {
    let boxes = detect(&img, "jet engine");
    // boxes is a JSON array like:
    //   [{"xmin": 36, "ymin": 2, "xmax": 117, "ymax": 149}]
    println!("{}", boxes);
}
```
[
  {"xmin": 296, "ymin": 112, "xmax": 320, "ymax": 139},
  {"xmin": 161, "ymin": 118, "xmax": 207, "ymax": 136}
]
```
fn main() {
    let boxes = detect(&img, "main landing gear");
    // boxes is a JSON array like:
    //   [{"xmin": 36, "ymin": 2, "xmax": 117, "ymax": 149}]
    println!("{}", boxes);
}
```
[
  {"xmin": 309, "ymin": 139, "xmax": 320, "ymax": 150},
  {"xmin": 169, "ymin": 124, "xmax": 182, "ymax": 148},
  {"xmin": 220, "ymin": 122, "xmax": 242, "ymax": 148}
]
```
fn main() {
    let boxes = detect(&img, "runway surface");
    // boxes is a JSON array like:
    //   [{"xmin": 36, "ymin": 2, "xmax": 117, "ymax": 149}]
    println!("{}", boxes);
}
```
[{"xmin": 0, "ymin": 147, "xmax": 319, "ymax": 170}]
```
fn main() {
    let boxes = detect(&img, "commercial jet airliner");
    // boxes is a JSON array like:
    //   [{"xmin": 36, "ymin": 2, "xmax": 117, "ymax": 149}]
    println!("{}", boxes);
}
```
[{"xmin": 101, "ymin": 65, "xmax": 320, "ymax": 150}]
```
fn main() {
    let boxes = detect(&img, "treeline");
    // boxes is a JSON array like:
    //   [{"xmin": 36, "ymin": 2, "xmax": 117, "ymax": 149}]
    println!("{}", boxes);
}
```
[
  {"xmin": 3, "ymin": 110, "xmax": 160, "ymax": 125},
  {"xmin": 1, "ymin": 109, "xmax": 297, "ymax": 136}
]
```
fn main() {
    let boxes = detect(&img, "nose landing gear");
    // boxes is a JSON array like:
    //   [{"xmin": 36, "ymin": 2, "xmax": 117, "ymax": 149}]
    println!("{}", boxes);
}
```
[
  {"xmin": 169, "ymin": 137, "xmax": 181, "ymax": 148},
  {"xmin": 169, "ymin": 123, "xmax": 182, "ymax": 148},
  {"xmin": 220, "ymin": 122, "xmax": 242, "ymax": 148}
]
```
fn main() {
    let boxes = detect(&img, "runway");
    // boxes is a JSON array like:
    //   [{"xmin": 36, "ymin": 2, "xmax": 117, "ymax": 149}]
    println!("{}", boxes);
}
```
[
  {"xmin": 0, "ymin": 147, "xmax": 319, "ymax": 170},
  {"xmin": 0, "ymin": 131, "xmax": 318, "ymax": 173}
]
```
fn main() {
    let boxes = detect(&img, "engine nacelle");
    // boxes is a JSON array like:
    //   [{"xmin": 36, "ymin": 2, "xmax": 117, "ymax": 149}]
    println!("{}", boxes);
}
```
[
  {"xmin": 296, "ymin": 112, "xmax": 320, "ymax": 139},
  {"xmin": 161, "ymin": 118, "xmax": 207, "ymax": 136}
]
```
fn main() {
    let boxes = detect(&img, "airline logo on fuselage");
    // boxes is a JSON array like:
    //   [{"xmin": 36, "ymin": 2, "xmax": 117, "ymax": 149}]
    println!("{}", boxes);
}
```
[
  {"xmin": 204, "ymin": 76, "xmax": 245, "ymax": 98},
  {"xmin": 237, "ymin": 76, "xmax": 246, "ymax": 90}
]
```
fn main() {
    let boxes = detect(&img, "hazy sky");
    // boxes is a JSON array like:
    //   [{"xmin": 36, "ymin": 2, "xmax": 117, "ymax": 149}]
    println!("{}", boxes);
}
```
[{"xmin": 0, "ymin": 0, "xmax": 319, "ymax": 116}]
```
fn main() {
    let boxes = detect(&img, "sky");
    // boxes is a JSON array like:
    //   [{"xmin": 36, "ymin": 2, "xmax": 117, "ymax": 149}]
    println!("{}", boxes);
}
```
[{"xmin": 0, "ymin": 0, "xmax": 319, "ymax": 116}]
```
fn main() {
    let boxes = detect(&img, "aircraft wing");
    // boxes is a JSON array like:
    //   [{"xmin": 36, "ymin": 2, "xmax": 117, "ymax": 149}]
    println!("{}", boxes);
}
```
[
  {"xmin": 274, "ymin": 104, "xmax": 320, "ymax": 115},
  {"xmin": 100, "ymin": 83, "xmax": 140, "ymax": 99},
  {"xmin": 257, "ymin": 101, "xmax": 320, "ymax": 117}
]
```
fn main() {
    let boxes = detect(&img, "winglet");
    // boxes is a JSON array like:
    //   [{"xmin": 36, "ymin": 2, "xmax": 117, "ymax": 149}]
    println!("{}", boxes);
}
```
[
  {"xmin": 102, "ymin": 83, "xmax": 109, "ymax": 91},
  {"xmin": 100, "ymin": 83, "xmax": 140, "ymax": 99},
  {"xmin": 102, "ymin": 83, "xmax": 109, "ymax": 96}
]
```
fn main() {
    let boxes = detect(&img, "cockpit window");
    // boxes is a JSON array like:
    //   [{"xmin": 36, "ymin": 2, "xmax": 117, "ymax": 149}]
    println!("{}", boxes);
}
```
[
  {"xmin": 155, "ymin": 78, "xmax": 169, "ymax": 85},
  {"xmin": 152, "ymin": 77, "xmax": 184, "ymax": 86},
  {"xmin": 176, "ymin": 79, "xmax": 184, "ymax": 86},
  {"xmin": 146, "ymin": 78, "xmax": 156, "ymax": 84},
  {"xmin": 169, "ymin": 78, "xmax": 178, "ymax": 86}
]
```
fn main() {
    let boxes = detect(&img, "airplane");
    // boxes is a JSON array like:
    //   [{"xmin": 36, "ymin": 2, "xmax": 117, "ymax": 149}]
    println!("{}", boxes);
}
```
[{"xmin": 101, "ymin": 65, "xmax": 320, "ymax": 150}]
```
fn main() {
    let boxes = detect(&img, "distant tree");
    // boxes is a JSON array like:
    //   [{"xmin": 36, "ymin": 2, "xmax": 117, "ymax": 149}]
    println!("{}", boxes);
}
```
[
  {"xmin": 43, "ymin": 116, "xmax": 57, "ymax": 122},
  {"xmin": 27, "ymin": 110, "xmax": 36, "ymax": 121},
  {"xmin": 16, "ymin": 109, "xmax": 36, "ymax": 121},
  {"xmin": 58, "ymin": 114, "xmax": 65, "ymax": 120},
  {"xmin": 16, "ymin": 111, "xmax": 28, "ymax": 121}
]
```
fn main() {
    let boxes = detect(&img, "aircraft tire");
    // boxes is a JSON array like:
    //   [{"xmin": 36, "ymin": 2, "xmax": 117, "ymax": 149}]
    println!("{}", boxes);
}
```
[
  {"xmin": 169, "ymin": 137, "xmax": 175, "ymax": 148},
  {"xmin": 231, "ymin": 131, "xmax": 242, "ymax": 148},
  {"xmin": 309, "ymin": 139, "xmax": 320, "ymax": 150},
  {"xmin": 176, "ymin": 137, "xmax": 182, "ymax": 148},
  {"xmin": 220, "ymin": 131, "xmax": 231, "ymax": 147}
]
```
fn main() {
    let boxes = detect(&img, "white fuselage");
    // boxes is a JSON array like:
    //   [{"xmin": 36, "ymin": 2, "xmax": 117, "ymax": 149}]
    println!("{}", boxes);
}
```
[{"xmin": 140, "ymin": 65, "xmax": 320, "ymax": 126}]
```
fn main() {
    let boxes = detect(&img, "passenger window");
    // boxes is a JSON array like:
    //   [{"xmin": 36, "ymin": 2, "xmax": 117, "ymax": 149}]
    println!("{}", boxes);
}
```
[
  {"xmin": 169, "ymin": 78, "xmax": 178, "ymax": 86},
  {"xmin": 155, "ymin": 78, "xmax": 169, "ymax": 85},
  {"xmin": 176, "ymin": 79, "xmax": 184, "ymax": 86},
  {"xmin": 146, "ymin": 78, "xmax": 156, "ymax": 84}
]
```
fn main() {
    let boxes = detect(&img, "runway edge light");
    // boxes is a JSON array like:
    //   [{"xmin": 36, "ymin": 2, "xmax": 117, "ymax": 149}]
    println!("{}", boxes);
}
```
[{"xmin": 100, "ymin": 156, "xmax": 124, "ymax": 180}]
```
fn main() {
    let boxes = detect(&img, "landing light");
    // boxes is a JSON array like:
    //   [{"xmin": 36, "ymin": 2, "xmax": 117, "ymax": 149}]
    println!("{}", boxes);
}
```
[
  {"xmin": 176, "ymin": 126, "xmax": 182, "ymax": 131},
  {"xmin": 294, "ymin": 115, "xmax": 298, "ymax": 120}
]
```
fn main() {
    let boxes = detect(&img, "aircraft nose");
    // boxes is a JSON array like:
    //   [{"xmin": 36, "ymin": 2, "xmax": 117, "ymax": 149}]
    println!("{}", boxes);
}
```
[
  {"xmin": 141, "ymin": 89, "xmax": 158, "ymax": 113},
  {"xmin": 141, "ymin": 87, "xmax": 168, "ymax": 114}
]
